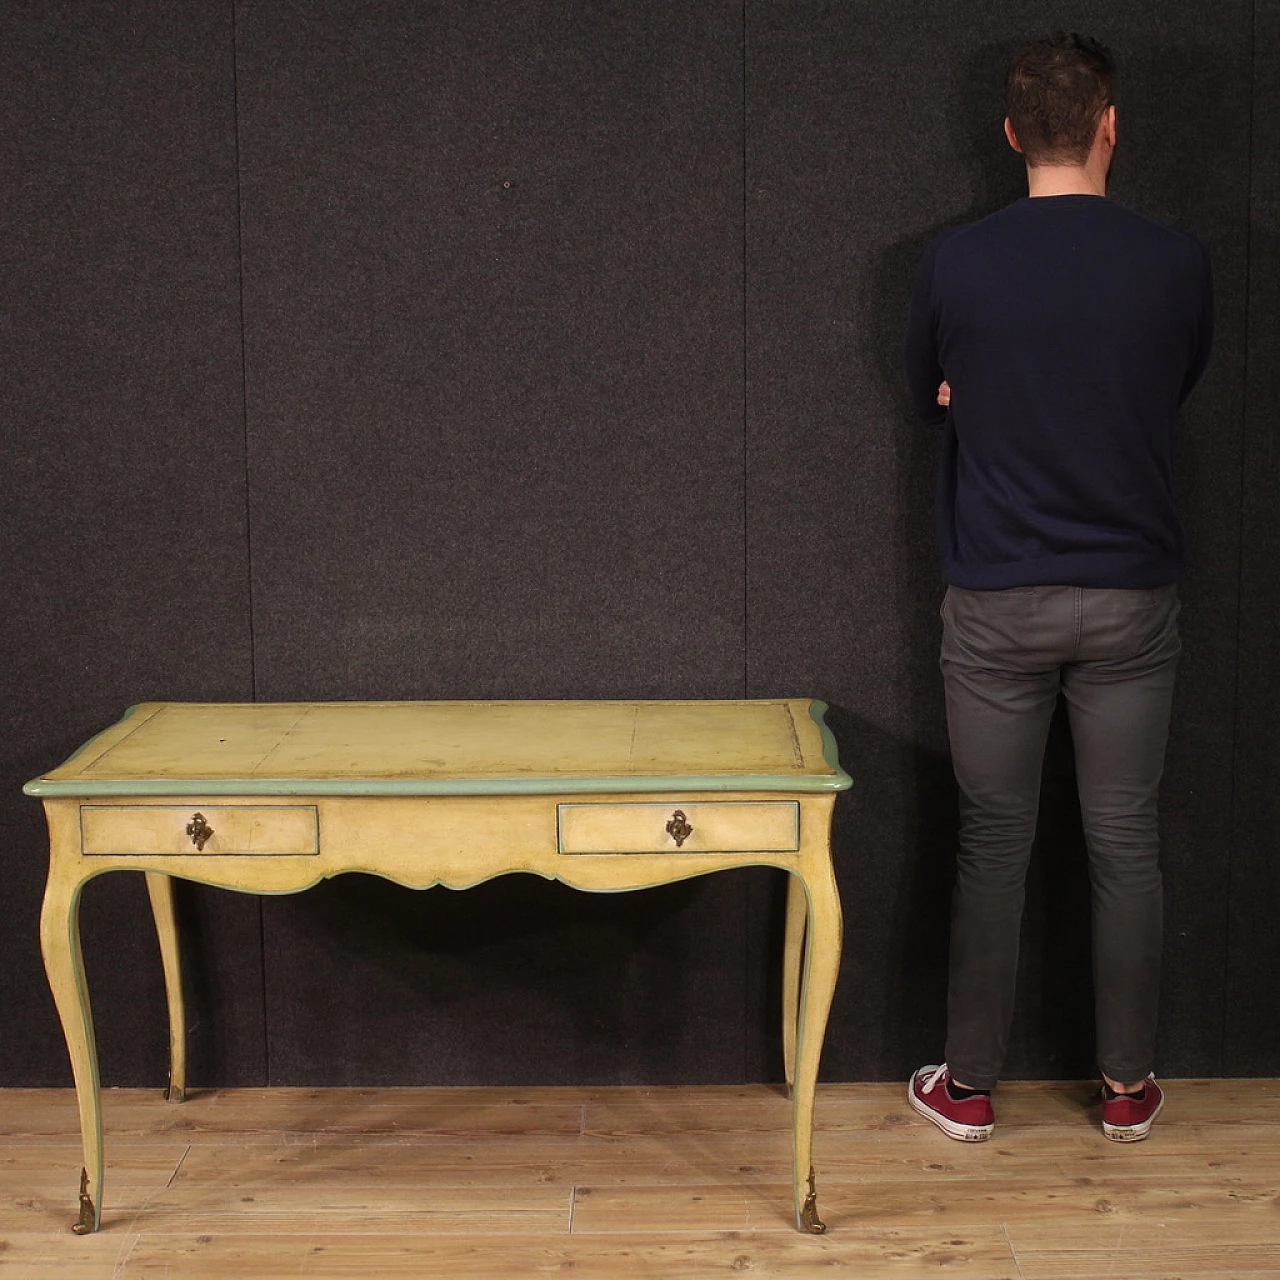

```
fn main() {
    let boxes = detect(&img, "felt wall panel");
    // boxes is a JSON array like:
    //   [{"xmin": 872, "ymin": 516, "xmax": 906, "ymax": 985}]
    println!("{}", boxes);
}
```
[
  {"xmin": 1224, "ymin": 0, "xmax": 1280, "ymax": 1074},
  {"xmin": 2, "ymin": 0, "xmax": 1272, "ymax": 1090},
  {"xmin": 0, "ymin": 4, "xmax": 261, "ymax": 1085},
  {"xmin": 235, "ymin": 1, "xmax": 749, "ymax": 1083},
  {"xmin": 238, "ymin": 0, "xmax": 745, "ymax": 705},
  {"xmin": 744, "ymin": 2, "xmax": 1250, "ymax": 1080},
  {"xmin": 259, "ymin": 872, "xmax": 754, "ymax": 1086},
  {"xmin": 1112, "ymin": 17, "xmax": 1252, "ymax": 1079}
]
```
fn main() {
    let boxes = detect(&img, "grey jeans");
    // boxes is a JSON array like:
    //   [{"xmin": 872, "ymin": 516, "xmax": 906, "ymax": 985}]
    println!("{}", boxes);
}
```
[{"xmin": 940, "ymin": 583, "xmax": 1181, "ymax": 1090}]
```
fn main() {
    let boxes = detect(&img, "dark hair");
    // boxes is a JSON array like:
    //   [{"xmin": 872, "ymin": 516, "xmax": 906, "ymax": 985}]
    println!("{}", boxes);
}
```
[{"xmin": 1005, "ymin": 32, "xmax": 1115, "ymax": 166}]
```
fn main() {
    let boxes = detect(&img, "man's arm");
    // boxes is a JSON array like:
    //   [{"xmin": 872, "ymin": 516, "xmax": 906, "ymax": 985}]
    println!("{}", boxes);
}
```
[{"xmin": 905, "ymin": 243, "xmax": 947, "ymax": 427}]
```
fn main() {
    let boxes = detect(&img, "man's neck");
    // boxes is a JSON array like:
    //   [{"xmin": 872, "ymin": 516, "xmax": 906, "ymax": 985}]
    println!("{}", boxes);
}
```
[{"xmin": 1024, "ymin": 162, "xmax": 1107, "ymax": 198}]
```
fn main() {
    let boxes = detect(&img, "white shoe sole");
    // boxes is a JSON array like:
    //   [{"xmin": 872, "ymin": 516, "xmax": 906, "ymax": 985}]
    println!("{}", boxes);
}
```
[
  {"xmin": 907, "ymin": 1075, "xmax": 994, "ymax": 1142},
  {"xmin": 1102, "ymin": 1091, "xmax": 1164, "ymax": 1142}
]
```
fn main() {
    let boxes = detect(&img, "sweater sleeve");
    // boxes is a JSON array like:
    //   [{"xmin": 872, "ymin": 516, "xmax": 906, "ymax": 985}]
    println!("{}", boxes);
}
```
[
  {"xmin": 904, "ymin": 242, "xmax": 947, "ymax": 428},
  {"xmin": 1178, "ymin": 238, "xmax": 1214, "ymax": 404}
]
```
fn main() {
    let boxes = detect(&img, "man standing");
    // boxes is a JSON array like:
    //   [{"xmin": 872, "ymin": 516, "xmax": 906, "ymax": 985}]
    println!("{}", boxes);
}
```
[{"xmin": 904, "ymin": 33, "xmax": 1212, "ymax": 1142}]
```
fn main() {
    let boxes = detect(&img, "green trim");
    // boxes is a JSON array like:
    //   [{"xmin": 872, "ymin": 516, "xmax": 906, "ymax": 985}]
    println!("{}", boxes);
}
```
[
  {"xmin": 808, "ymin": 701, "xmax": 852, "ymax": 790},
  {"xmin": 26, "ymin": 771, "xmax": 848, "ymax": 798}
]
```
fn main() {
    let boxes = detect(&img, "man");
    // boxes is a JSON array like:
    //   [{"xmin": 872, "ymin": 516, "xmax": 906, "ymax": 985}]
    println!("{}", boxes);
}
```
[{"xmin": 903, "ymin": 33, "xmax": 1213, "ymax": 1143}]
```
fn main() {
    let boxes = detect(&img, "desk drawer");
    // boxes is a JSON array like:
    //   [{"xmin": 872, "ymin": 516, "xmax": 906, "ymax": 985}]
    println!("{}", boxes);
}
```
[
  {"xmin": 557, "ymin": 801, "xmax": 799, "ymax": 854},
  {"xmin": 80, "ymin": 805, "xmax": 319, "ymax": 856}
]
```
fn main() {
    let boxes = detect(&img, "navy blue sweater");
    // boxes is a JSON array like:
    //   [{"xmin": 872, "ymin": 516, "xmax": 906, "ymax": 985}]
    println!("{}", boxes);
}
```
[{"xmin": 905, "ymin": 194, "xmax": 1213, "ymax": 589}]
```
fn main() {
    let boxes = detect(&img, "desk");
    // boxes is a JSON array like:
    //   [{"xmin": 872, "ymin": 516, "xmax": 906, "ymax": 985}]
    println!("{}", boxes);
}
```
[{"xmin": 27, "ymin": 699, "xmax": 850, "ymax": 1235}]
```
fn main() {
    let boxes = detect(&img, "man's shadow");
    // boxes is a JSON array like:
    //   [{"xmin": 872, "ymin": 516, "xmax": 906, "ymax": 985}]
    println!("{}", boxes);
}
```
[{"xmin": 859, "ymin": 38, "xmax": 1095, "ymax": 1081}]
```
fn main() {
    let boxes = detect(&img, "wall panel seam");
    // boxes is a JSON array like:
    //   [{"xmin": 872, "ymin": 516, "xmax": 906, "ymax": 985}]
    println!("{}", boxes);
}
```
[
  {"xmin": 231, "ymin": 0, "xmax": 257, "ymax": 707},
  {"xmin": 742, "ymin": 0, "xmax": 750, "ymax": 706},
  {"xmin": 1220, "ymin": 0, "xmax": 1258, "ymax": 1077},
  {"xmin": 741, "ymin": 0, "xmax": 750, "ymax": 1084},
  {"xmin": 230, "ymin": 0, "xmax": 270, "ymax": 1088}
]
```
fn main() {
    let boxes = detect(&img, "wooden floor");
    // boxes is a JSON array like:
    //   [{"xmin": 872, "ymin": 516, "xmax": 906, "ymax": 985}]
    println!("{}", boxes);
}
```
[{"xmin": 2, "ymin": 1080, "xmax": 1277, "ymax": 1278}]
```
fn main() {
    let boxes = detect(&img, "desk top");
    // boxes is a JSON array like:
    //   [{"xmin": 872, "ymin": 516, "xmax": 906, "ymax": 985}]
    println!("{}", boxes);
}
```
[{"xmin": 26, "ymin": 700, "xmax": 851, "ymax": 797}]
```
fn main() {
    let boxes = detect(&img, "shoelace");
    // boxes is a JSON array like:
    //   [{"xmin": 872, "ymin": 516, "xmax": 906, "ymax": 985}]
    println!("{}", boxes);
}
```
[{"xmin": 920, "ymin": 1064, "xmax": 950, "ymax": 1094}]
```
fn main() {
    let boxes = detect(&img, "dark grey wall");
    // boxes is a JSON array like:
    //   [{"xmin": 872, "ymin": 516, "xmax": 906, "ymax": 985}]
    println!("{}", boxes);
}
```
[
  {"xmin": 3, "ymin": 1, "xmax": 1274, "ymax": 1088},
  {"xmin": 1226, "ymin": 0, "xmax": 1280, "ymax": 1074},
  {"xmin": 1, "ymin": 2, "xmax": 265, "ymax": 1087}
]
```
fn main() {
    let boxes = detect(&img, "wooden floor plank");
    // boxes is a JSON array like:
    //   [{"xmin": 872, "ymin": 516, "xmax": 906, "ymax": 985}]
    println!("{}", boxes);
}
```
[
  {"xmin": 4, "ymin": 1078, "xmax": 1270, "ymax": 1139},
  {"xmin": 568, "ymin": 1174, "xmax": 1280, "ymax": 1234},
  {"xmin": 0, "ymin": 1231, "xmax": 142, "ymax": 1279},
  {"xmin": 878, "ymin": 1122, "xmax": 1280, "ymax": 1182},
  {"xmin": 167, "ymin": 1134, "xmax": 789, "ymax": 1188},
  {"xmin": 1017, "ymin": 1255, "xmax": 1280, "ymax": 1280},
  {"xmin": 162, "ymin": 1131, "xmax": 1029, "ymax": 1188},
  {"xmin": 104, "ymin": 1185, "xmax": 574, "ymax": 1237},
  {"xmin": 0, "ymin": 1142, "xmax": 189, "ymax": 1189},
  {"xmin": 20, "ymin": 1117, "xmax": 1274, "ymax": 1182},
  {"xmin": 2, "ymin": 1081, "xmax": 1277, "ymax": 1280},
  {"xmin": 0, "ymin": 1088, "xmax": 586, "ymax": 1141},
  {"xmin": 109, "ymin": 1227, "xmax": 1019, "ymax": 1279},
  {"xmin": 1011, "ymin": 1235, "xmax": 1280, "ymax": 1278},
  {"xmin": 0, "ymin": 1082, "xmax": 784, "ymax": 1129}
]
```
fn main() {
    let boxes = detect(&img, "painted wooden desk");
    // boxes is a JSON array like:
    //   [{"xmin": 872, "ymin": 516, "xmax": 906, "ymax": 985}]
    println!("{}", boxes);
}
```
[{"xmin": 26, "ymin": 699, "xmax": 850, "ymax": 1235}]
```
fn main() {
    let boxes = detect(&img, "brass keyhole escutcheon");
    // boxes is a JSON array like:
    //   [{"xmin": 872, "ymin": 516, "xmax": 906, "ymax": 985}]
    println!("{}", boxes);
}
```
[
  {"xmin": 666, "ymin": 809, "xmax": 693, "ymax": 848},
  {"xmin": 186, "ymin": 813, "xmax": 213, "ymax": 851}
]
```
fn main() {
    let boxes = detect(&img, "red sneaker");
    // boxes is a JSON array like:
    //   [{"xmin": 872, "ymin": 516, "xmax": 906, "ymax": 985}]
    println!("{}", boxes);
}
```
[
  {"xmin": 908, "ymin": 1064, "xmax": 995, "ymax": 1141},
  {"xmin": 1101, "ymin": 1076, "xmax": 1164, "ymax": 1142}
]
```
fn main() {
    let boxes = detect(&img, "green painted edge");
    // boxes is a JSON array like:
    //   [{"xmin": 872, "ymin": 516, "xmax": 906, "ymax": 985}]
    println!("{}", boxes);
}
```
[
  {"xmin": 25, "ymin": 771, "xmax": 848, "ymax": 798},
  {"xmin": 809, "ymin": 700, "xmax": 853, "ymax": 790}
]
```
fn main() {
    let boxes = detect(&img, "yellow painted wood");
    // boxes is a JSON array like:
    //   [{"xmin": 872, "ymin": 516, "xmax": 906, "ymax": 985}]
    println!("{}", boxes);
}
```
[
  {"xmin": 143, "ymin": 874, "xmax": 187, "ymax": 1102},
  {"xmin": 69, "ymin": 791, "xmax": 830, "ymax": 893},
  {"xmin": 785, "ymin": 862, "xmax": 842, "ymax": 1232},
  {"xmin": 38, "ymin": 799, "xmax": 104, "ymax": 1234},
  {"xmin": 781, "ymin": 871, "xmax": 807, "ymax": 1090},
  {"xmin": 30, "ymin": 700, "xmax": 847, "ymax": 1237},
  {"xmin": 556, "ymin": 800, "xmax": 799, "ymax": 854},
  {"xmin": 82, "ymin": 805, "xmax": 318, "ymax": 857},
  {"xmin": 31, "ymin": 699, "xmax": 847, "ymax": 793}
]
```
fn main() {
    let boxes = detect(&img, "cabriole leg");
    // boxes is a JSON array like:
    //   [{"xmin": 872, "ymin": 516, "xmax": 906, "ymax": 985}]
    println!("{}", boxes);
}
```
[
  {"xmin": 781, "ymin": 870, "xmax": 808, "ymax": 1093},
  {"xmin": 789, "ymin": 864, "xmax": 842, "ymax": 1234},
  {"xmin": 145, "ymin": 872, "xmax": 187, "ymax": 1102},
  {"xmin": 39, "ymin": 870, "xmax": 104, "ymax": 1234}
]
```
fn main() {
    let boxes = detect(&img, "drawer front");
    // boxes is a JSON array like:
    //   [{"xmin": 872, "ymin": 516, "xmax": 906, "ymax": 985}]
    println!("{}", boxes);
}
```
[
  {"xmin": 80, "ymin": 805, "xmax": 319, "ymax": 857},
  {"xmin": 557, "ymin": 801, "xmax": 799, "ymax": 855}
]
